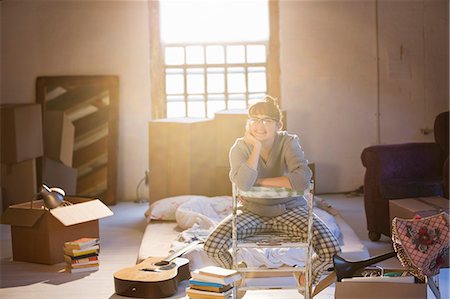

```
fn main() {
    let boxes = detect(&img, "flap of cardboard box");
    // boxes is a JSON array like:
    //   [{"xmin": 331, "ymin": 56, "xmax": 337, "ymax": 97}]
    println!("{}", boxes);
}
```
[
  {"xmin": 1, "ymin": 207, "xmax": 45, "ymax": 227},
  {"xmin": 50, "ymin": 199, "xmax": 113, "ymax": 226}
]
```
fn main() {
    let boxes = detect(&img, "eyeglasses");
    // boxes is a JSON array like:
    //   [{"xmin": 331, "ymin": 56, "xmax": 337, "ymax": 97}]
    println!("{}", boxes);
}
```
[{"xmin": 248, "ymin": 117, "xmax": 277, "ymax": 126}]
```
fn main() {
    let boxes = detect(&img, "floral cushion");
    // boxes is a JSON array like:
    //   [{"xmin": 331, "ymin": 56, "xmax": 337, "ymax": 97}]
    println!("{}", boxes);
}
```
[{"xmin": 392, "ymin": 212, "xmax": 449, "ymax": 280}]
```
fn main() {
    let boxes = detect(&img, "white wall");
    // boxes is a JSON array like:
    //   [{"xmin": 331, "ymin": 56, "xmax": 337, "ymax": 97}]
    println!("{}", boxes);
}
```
[
  {"xmin": 2, "ymin": 0, "xmax": 448, "ymax": 198},
  {"xmin": 1, "ymin": 0, "xmax": 151, "ymax": 201},
  {"xmin": 279, "ymin": 0, "xmax": 448, "ymax": 193}
]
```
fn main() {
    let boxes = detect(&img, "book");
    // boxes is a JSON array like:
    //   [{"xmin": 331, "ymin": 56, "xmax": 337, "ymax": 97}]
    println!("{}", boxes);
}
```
[
  {"xmin": 63, "ymin": 245, "xmax": 99, "ymax": 257},
  {"xmin": 68, "ymin": 263, "xmax": 100, "ymax": 269},
  {"xmin": 64, "ymin": 255, "xmax": 99, "ymax": 265},
  {"xmin": 65, "ymin": 265, "xmax": 99, "ymax": 273},
  {"xmin": 65, "ymin": 252, "xmax": 99, "ymax": 260},
  {"xmin": 186, "ymin": 287, "xmax": 232, "ymax": 299},
  {"xmin": 189, "ymin": 279, "xmax": 227, "ymax": 288},
  {"xmin": 64, "ymin": 237, "xmax": 99, "ymax": 250},
  {"xmin": 191, "ymin": 270, "xmax": 241, "ymax": 285},
  {"xmin": 198, "ymin": 266, "xmax": 239, "ymax": 278},
  {"xmin": 189, "ymin": 283, "xmax": 232, "ymax": 293}
]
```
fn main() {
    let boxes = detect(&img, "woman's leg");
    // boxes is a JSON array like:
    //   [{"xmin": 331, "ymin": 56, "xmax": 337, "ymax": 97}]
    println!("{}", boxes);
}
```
[
  {"xmin": 204, "ymin": 210, "xmax": 269, "ymax": 269},
  {"xmin": 272, "ymin": 206, "xmax": 341, "ymax": 284}
]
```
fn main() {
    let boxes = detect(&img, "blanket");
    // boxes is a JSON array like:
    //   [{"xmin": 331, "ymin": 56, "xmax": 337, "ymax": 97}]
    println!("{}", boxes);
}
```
[{"xmin": 161, "ymin": 195, "xmax": 342, "ymax": 270}]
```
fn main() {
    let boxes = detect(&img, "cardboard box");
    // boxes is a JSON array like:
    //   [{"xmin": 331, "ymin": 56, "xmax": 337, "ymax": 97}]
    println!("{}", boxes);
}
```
[
  {"xmin": 389, "ymin": 197, "xmax": 449, "ymax": 222},
  {"xmin": 38, "ymin": 157, "xmax": 77, "ymax": 195},
  {"xmin": 0, "ymin": 104, "xmax": 43, "ymax": 163},
  {"xmin": 44, "ymin": 110, "xmax": 75, "ymax": 167},
  {"xmin": 335, "ymin": 280, "xmax": 426, "ymax": 299},
  {"xmin": 1, "ymin": 197, "xmax": 113, "ymax": 264},
  {"xmin": 0, "ymin": 159, "xmax": 37, "ymax": 211}
]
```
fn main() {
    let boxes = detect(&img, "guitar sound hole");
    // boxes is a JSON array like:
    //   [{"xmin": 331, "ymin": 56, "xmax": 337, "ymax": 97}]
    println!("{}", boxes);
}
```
[{"xmin": 154, "ymin": 261, "xmax": 169, "ymax": 266}]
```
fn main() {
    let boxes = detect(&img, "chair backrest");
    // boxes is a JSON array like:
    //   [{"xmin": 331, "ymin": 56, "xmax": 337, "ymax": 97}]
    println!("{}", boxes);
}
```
[{"xmin": 434, "ymin": 111, "xmax": 449, "ymax": 155}]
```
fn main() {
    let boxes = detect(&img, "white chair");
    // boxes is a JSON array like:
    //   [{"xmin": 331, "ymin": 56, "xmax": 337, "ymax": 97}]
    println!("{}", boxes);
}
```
[{"xmin": 231, "ymin": 181, "xmax": 315, "ymax": 298}]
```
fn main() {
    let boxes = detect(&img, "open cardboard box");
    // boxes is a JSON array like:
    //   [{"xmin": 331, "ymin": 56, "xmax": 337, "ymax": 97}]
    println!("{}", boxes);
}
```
[
  {"xmin": 335, "ymin": 268, "xmax": 433, "ymax": 299},
  {"xmin": 1, "ymin": 196, "xmax": 113, "ymax": 264},
  {"xmin": 335, "ymin": 280, "xmax": 426, "ymax": 299}
]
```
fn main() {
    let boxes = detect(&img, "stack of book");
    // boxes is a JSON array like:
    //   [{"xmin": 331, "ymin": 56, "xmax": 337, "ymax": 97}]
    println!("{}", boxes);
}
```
[
  {"xmin": 63, "ymin": 237, "xmax": 100, "ymax": 273},
  {"xmin": 186, "ymin": 266, "xmax": 241, "ymax": 299}
]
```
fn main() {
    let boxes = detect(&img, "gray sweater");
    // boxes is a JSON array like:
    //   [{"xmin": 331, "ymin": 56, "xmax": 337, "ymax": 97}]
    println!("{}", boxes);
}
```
[{"xmin": 229, "ymin": 131, "xmax": 313, "ymax": 216}]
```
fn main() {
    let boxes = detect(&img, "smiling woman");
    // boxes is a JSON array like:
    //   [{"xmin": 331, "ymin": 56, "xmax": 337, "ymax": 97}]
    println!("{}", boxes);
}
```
[{"xmin": 149, "ymin": 0, "xmax": 279, "ymax": 119}]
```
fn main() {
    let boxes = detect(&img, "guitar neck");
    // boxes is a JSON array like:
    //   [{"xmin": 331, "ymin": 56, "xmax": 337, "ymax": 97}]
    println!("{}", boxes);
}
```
[{"xmin": 164, "ymin": 241, "xmax": 202, "ymax": 262}]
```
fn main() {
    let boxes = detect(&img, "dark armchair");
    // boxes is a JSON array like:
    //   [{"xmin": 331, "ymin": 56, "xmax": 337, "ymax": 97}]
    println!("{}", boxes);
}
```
[{"xmin": 361, "ymin": 111, "xmax": 449, "ymax": 241}]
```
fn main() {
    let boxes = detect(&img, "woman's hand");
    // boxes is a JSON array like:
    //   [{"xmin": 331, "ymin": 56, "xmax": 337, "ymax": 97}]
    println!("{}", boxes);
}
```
[{"xmin": 244, "ymin": 123, "xmax": 261, "ymax": 148}]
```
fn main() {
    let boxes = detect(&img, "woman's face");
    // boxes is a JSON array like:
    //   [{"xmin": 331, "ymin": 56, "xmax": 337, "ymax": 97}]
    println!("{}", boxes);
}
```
[{"xmin": 247, "ymin": 114, "xmax": 280, "ymax": 142}]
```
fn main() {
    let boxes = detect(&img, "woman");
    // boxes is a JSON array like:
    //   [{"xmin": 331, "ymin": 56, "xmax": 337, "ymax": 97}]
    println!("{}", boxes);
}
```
[{"xmin": 204, "ymin": 96, "xmax": 340, "ymax": 288}]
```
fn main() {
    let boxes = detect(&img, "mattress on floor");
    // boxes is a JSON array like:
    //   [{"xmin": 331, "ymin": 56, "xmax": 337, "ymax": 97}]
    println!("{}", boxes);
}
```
[{"xmin": 137, "ymin": 213, "xmax": 370, "ymax": 267}]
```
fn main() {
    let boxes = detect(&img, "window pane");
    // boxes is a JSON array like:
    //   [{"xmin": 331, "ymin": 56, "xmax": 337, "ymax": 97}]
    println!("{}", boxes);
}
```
[
  {"xmin": 248, "ymin": 72, "xmax": 266, "ymax": 92},
  {"xmin": 207, "ymin": 100, "xmax": 226, "ymax": 118},
  {"xmin": 248, "ymin": 93, "xmax": 266, "ymax": 105},
  {"xmin": 227, "ymin": 67, "xmax": 246, "ymax": 93},
  {"xmin": 186, "ymin": 68, "xmax": 205, "ymax": 94},
  {"xmin": 186, "ymin": 46, "xmax": 204, "ymax": 64},
  {"xmin": 206, "ymin": 45, "xmax": 225, "ymax": 64},
  {"xmin": 167, "ymin": 101, "xmax": 186, "ymax": 118},
  {"xmin": 226, "ymin": 45, "xmax": 245, "ymax": 63},
  {"xmin": 167, "ymin": 95, "xmax": 184, "ymax": 102},
  {"xmin": 160, "ymin": 1, "xmax": 269, "ymax": 43},
  {"xmin": 207, "ymin": 68, "xmax": 225, "ymax": 93},
  {"xmin": 165, "ymin": 47, "xmax": 184, "ymax": 65},
  {"xmin": 228, "ymin": 100, "xmax": 246, "ymax": 110},
  {"xmin": 166, "ymin": 71, "xmax": 184, "ymax": 94},
  {"xmin": 187, "ymin": 98, "xmax": 206, "ymax": 117},
  {"xmin": 247, "ymin": 45, "xmax": 266, "ymax": 63}
]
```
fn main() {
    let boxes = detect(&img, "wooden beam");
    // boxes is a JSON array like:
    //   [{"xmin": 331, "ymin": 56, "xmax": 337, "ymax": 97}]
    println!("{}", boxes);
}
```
[
  {"xmin": 267, "ymin": 0, "xmax": 281, "ymax": 103},
  {"xmin": 149, "ymin": 0, "xmax": 166, "ymax": 119}
]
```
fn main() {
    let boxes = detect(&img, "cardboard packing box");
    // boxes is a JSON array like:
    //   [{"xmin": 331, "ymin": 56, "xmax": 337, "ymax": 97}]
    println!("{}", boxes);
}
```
[
  {"xmin": 335, "ymin": 280, "xmax": 426, "ymax": 299},
  {"xmin": 38, "ymin": 157, "xmax": 77, "ymax": 195},
  {"xmin": 1, "ymin": 196, "xmax": 113, "ymax": 264},
  {"xmin": 335, "ymin": 267, "xmax": 427, "ymax": 299},
  {"xmin": 0, "ymin": 104, "xmax": 43, "ymax": 163},
  {"xmin": 389, "ymin": 197, "xmax": 449, "ymax": 222},
  {"xmin": 0, "ymin": 159, "xmax": 37, "ymax": 211},
  {"xmin": 44, "ymin": 110, "xmax": 75, "ymax": 167}
]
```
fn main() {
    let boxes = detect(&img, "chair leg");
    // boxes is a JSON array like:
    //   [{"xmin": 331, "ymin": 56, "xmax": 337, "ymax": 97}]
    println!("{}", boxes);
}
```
[{"xmin": 368, "ymin": 231, "xmax": 381, "ymax": 241}]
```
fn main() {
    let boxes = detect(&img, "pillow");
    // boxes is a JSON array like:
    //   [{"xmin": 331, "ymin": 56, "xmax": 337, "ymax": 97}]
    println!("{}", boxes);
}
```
[{"xmin": 145, "ymin": 195, "xmax": 208, "ymax": 221}]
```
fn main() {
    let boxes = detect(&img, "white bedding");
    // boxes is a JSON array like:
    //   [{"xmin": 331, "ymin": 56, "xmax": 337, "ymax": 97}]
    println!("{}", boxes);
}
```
[{"xmin": 139, "ymin": 195, "xmax": 369, "ymax": 271}]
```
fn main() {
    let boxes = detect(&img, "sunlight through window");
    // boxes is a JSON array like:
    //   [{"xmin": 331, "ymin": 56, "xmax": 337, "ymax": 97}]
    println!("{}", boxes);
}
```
[
  {"xmin": 160, "ymin": 0, "xmax": 268, "ymax": 43},
  {"xmin": 159, "ymin": 0, "xmax": 269, "ymax": 118}
]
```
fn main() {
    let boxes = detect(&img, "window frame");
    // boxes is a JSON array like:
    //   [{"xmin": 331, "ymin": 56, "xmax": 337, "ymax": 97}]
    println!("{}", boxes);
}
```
[{"xmin": 149, "ymin": 0, "xmax": 280, "ymax": 119}]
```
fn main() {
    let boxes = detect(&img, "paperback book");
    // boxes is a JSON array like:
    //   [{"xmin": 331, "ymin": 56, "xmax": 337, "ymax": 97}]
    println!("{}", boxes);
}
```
[
  {"xmin": 191, "ymin": 270, "xmax": 241, "ymax": 285},
  {"xmin": 64, "ymin": 237, "xmax": 99, "ymax": 250},
  {"xmin": 186, "ymin": 287, "xmax": 232, "ymax": 299},
  {"xmin": 63, "ymin": 245, "xmax": 99, "ymax": 257}
]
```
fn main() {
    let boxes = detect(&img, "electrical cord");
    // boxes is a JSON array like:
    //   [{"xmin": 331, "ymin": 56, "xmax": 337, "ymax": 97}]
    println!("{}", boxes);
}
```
[{"xmin": 134, "ymin": 173, "xmax": 149, "ymax": 203}]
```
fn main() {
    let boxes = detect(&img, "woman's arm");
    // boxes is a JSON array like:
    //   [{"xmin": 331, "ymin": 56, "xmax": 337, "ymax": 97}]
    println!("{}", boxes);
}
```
[
  {"xmin": 285, "ymin": 136, "xmax": 312, "ymax": 192},
  {"xmin": 256, "ymin": 176, "xmax": 292, "ymax": 188},
  {"xmin": 229, "ymin": 140, "xmax": 259, "ymax": 191}
]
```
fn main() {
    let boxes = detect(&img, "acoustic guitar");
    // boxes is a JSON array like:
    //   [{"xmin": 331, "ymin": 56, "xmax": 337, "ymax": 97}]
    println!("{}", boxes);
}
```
[{"xmin": 114, "ymin": 241, "xmax": 201, "ymax": 298}]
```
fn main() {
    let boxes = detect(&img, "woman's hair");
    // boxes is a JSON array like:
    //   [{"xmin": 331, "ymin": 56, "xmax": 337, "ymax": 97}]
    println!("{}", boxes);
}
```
[{"xmin": 248, "ymin": 95, "xmax": 282, "ymax": 122}]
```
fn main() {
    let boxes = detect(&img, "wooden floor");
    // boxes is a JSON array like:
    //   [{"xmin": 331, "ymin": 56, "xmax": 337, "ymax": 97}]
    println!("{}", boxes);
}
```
[{"xmin": 0, "ymin": 196, "xmax": 448, "ymax": 299}]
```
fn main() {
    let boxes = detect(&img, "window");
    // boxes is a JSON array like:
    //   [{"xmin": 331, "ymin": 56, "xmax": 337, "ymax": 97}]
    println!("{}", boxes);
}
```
[{"xmin": 149, "ymin": 0, "xmax": 280, "ymax": 119}]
